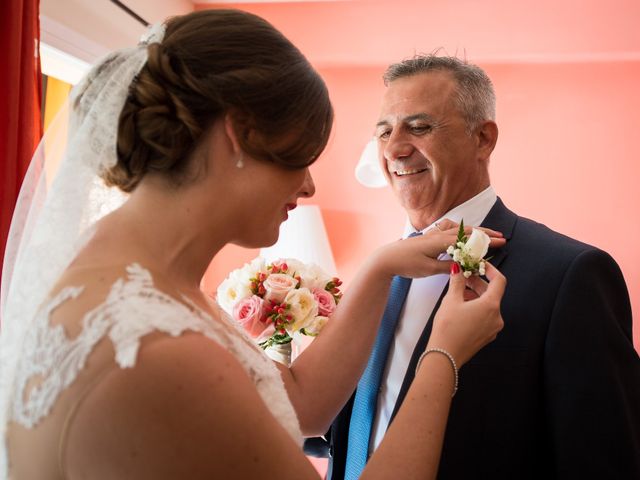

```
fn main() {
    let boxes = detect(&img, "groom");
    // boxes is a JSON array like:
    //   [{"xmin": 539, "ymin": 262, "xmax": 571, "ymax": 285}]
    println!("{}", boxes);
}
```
[{"xmin": 308, "ymin": 55, "xmax": 640, "ymax": 479}]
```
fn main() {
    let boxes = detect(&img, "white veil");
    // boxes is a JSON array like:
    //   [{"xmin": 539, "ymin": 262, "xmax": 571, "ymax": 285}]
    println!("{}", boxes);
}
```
[{"xmin": 0, "ymin": 23, "xmax": 166, "ymax": 475}]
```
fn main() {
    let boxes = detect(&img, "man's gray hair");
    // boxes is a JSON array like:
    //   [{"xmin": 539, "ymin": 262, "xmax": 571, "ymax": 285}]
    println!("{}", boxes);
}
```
[{"xmin": 383, "ymin": 54, "xmax": 496, "ymax": 134}]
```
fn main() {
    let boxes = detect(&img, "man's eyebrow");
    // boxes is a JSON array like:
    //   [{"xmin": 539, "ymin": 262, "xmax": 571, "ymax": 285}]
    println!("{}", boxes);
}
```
[
  {"xmin": 405, "ymin": 113, "xmax": 437, "ymax": 123},
  {"xmin": 375, "ymin": 113, "xmax": 437, "ymax": 129}
]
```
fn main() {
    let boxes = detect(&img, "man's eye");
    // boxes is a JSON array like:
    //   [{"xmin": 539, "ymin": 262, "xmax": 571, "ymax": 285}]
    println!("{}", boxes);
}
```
[
  {"xmin": 410, "ymin": 125, "xmax": 431, "ymax": 134},
  {"xmin": 377, "ymin": 130, "xmax": 391, "ymax": 140}
]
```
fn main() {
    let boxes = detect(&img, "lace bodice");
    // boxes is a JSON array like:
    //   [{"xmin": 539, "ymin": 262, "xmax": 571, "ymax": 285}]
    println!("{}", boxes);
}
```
[{"xmin": 2, "ymin": 264, "xmax": 302, "ymax": 475}]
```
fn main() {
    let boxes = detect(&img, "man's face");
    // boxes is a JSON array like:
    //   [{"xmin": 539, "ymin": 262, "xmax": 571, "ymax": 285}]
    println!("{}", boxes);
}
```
[{"xmin": 376, "ymin": 71, "xmax": 487, "ymax": 222}]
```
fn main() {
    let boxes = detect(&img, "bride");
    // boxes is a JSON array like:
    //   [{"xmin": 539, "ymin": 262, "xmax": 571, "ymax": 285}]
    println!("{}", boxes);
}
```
[{"xmin": 0, "ymin": 9, "xmax": 506, "ymax": 479}]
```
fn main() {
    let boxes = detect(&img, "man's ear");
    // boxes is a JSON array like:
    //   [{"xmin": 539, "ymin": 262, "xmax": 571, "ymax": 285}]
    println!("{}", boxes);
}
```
[
  {"xmin": 223, "ymin": 113, "xmax": 242, "ymax": 155},
  {"xmin": 476, "ymin": 120, "xmax": 498, "ymax": 161}
]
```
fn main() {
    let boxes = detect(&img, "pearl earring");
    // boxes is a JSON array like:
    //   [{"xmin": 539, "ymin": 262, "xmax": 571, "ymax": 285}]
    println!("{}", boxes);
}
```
[{"xmin": 236, "ymin": 153, "xmax": 244, "ymax": 169}]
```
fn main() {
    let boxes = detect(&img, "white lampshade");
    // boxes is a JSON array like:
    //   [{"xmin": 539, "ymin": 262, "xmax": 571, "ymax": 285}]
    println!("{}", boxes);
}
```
[
  {"xmin": 260, "ymin": 205, "xmax": 337, "ymax": 276},
  {"xmin": 355, "ymin": 138, "xmax": 387, "ymax": 188}
]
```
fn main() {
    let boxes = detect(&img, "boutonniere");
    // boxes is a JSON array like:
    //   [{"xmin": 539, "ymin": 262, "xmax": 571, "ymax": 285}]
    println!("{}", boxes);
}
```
[{"xmin": 446, "ymin": 220, "xmax": 491, "ymax": 278}]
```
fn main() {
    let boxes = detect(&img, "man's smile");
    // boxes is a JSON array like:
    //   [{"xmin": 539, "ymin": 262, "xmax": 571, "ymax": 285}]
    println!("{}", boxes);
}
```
[{"xmin": 392, "ymin": 166, "xmax": 430, "ymax": 177}]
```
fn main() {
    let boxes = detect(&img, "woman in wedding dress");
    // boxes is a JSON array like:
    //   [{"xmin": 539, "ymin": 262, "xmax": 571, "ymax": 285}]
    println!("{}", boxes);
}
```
[{"xmin": 0, "ymin": 9, "xmax": 506, "ymax": 479}]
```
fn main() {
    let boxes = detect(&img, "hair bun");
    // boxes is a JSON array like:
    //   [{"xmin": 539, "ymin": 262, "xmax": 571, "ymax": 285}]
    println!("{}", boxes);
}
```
[
  {"xmin": 108, "ymin": 43, "xmax": 202, "ymax": 192},
  {"xmin": 105, "ymin": 9, "xmax": 333, "ymax": 192}
]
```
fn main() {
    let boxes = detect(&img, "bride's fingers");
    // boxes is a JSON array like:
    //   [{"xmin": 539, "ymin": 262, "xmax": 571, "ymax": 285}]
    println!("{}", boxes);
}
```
[
  {"xmin": 434, "ymin": 218, "xmax": 503, "ymax": 237},
  {"xmin": 427, "ymin": 230, "xmax": 504, "ymax": 253},
  {"xmin": 409, "ymin": 231, "xmax": 458, "ymax": 255},
  {"xmin": 438, "ymin": 225, "xmax": 504, "ymax": 240},
  {"xmin": 482, "ymin": 262, "xmax": 507, "ymax": 301},
  {"xmin": 434, "ymin": 218, "xmax": 458, "ymax": 231},
  {"xmin": 431, "ymin": 259, "xmax": 453, "ymax": 275},
  {"xmin": 463, "ymin": 287, "xmax": 479, "ymax": 301},
  {"xmin": 465, "ymin": 275, "xmax": 489, "ymax": 296},
  {"xmin": 489, "ymin": 236, "xmax": 507, "ymax": 248},
  {"xmin": 476, "ymin": 226, "xmax": 504, "ymax": 238}
]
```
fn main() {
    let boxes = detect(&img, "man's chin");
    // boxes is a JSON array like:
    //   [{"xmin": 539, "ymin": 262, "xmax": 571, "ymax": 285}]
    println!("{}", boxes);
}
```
[
  {"xmin": 396, "ymin": 185, "xmax": 441, "ymax": 212},
  {"xmin": 392, "ymin": 181, "xmax": 434, "ymax": 205}
]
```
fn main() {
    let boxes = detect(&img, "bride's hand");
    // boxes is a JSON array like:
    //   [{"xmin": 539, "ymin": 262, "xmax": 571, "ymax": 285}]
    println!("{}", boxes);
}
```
[
  {"xmin": 427, "ymin": 261, "xmax": 506, "ymax": 367},
  {"xmin": 369, "ymin": 219, "xmax": 506, "ymax": 279}
]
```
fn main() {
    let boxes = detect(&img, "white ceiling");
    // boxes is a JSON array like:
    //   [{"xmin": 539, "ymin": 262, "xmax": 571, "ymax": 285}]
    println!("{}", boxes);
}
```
[{"xmin": 41, "ymin": 0, "xmax": 192, "ymax": 61}]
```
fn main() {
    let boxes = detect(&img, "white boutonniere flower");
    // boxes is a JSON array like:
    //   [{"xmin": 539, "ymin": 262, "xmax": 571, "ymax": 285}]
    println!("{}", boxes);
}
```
[{"xmin": 446, "ymin": 220, "xmax": 491, "ymax": 278}]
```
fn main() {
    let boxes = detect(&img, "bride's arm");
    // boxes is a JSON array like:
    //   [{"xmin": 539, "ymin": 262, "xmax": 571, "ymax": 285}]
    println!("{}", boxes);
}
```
[
  {"xmin": 275, "ymin": 225, "xmax": 505, "ymax": 436},
  {"xmin": 275, "ymin": 251, "xmax": 403, "ymax": 436}
]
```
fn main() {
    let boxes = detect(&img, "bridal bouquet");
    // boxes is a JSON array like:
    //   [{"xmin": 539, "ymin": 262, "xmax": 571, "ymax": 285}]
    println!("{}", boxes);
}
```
[
  {"xmin": 217, "ymin": 257, "xmax": 342, "ymax": 351},
  {"xmin": 446, "ymin": 220, "xmax": 491, "ymax": 278}
]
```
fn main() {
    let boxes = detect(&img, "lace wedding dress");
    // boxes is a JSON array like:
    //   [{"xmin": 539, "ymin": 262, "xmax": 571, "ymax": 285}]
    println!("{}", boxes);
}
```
[{"xmin": 3, "ymin": 263, "xmax": 302, "ymax": 477}]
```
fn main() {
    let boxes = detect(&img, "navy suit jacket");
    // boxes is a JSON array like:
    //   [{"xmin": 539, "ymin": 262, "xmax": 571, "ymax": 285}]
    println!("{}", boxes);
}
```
[{"xmin": 308, "ymin": 198, "xmax": 640, "ymax": 479}]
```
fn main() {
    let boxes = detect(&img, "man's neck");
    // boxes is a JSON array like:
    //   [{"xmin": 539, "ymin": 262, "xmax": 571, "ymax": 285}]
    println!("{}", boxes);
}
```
[{"xmin": 408, "ymin": 184, "xmax": 492, "ymax": 231}]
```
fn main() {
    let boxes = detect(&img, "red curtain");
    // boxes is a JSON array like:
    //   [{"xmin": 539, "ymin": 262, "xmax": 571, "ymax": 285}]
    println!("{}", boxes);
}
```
[{"xmin": 0, "ymin": 0, "xmax": 42, "ymax": 270}]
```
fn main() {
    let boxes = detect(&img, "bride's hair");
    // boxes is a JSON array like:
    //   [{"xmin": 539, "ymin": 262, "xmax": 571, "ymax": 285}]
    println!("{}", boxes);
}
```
[{"xmin": 105, "ymin": 9, "xmax": 334, "ymax": 192}]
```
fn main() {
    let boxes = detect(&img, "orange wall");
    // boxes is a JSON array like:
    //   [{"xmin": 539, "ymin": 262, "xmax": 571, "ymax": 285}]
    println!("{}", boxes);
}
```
[{"xmin": 199, "ymin": 2, "xmax": 640, "ymax": 352}]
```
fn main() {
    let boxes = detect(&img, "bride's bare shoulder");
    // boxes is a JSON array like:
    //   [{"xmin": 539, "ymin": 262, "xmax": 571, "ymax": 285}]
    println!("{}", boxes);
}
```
[
  {"xmin": 62, "ymin": 331, "xmax": 314, "ymax": 479},
  {"xmin": 50, "ymin": 262, "xmax": 131, "ymax": 297}
]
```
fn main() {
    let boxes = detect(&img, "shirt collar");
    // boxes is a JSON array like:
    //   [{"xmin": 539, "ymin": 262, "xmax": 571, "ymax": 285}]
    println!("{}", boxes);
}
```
[{"xmin": 403, "ymin": 186, "xmax": 498, "ymax": 238}]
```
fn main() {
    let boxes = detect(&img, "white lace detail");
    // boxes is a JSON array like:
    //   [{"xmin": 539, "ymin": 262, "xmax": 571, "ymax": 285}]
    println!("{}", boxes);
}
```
[
  {"xmin": 0, "ymin": 45, "xmax": 151, "ymax": 467},
  {"xmin": 8, "ymin": 263, "xmax": 302, "ymax": 448}
]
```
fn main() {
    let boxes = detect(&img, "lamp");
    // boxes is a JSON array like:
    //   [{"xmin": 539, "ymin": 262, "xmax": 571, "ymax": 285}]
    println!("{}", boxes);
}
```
[
  {"xmin": 355, "ymin": 138, "xmax": 387, "ymax": 188},
  {"xmin": 260, "ymin": 205, "xmax": 337, "ymax": 276}
]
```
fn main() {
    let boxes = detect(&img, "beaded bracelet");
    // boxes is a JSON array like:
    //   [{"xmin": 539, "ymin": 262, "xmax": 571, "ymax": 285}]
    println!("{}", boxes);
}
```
[{"xmin": 415, "ymin": 348, "xmax": 459, "ymax": 397}]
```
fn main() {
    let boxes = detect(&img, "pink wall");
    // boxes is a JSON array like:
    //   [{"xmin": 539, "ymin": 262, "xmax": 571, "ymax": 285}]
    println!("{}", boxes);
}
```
[{"xmin": 200, "ymin": 3, "xmax": 640, "ymax": 353}]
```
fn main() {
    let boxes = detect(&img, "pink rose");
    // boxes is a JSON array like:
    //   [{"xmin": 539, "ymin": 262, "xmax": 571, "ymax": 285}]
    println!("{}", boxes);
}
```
[
  {"xmin": 233, "ymin": 295, "xmax": 270, "ymax": 338},
  {"xmin": 263, "ymin": 273, "xmax": 297, "ymax": 304},
  {"xmin": 312, "ymin": 288, "xmax": 336, "ymax": 317}
]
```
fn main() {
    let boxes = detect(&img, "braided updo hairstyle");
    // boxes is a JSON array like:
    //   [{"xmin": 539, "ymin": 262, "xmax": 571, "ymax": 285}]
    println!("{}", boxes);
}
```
[{"xmin": 105, "ymin": 9, "xmax": 334, "ymax": 192}]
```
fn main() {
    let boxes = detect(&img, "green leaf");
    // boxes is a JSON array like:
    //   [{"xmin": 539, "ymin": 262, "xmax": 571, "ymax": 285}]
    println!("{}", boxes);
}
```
[{"xmin": 457, "ymin": 219, "xmax": 465, "ymax": 243}]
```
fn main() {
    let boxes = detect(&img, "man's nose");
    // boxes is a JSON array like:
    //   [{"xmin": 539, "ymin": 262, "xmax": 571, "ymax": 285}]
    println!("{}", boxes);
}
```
[{"xmin": 383, "ymin": 130, "xmax": 413, "ymax": 162}]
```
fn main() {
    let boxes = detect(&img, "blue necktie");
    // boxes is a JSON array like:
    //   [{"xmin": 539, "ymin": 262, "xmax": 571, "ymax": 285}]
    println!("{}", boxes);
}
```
[{"xmin": 344, "ymin": 232, "xmax": 421, "ymax": 479}]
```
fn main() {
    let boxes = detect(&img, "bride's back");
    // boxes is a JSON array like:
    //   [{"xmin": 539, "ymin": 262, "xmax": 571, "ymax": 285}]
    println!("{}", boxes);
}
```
[
  {"xmin": 5, "ymin": 262, "xmax": 220, "ymax": 478},
  {"xmin": 5, "ymin": 259, "xmax": 304, "ymax": 479},
  {"xmin": 7, "ymin": 265, "xmax": 142, "ymax": 478}
]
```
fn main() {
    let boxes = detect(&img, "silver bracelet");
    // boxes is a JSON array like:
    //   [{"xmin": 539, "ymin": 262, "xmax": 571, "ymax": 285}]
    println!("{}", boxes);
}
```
[{"xmin": 415, "ymin": 348, "xmax": 459, "ymax": 397}]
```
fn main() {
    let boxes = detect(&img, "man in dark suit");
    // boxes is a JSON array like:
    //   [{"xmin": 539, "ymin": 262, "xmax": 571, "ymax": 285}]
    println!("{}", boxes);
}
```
[{"xmin": 307, "ymin": 55, "xmax": 640, "ymax": 479}]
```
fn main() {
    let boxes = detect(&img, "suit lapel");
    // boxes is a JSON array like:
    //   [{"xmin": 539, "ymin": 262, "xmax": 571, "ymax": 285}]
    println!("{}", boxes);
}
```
[
  {"xmin": 479, "ymin": 197, "xmax": 517, "ymax": 270},
  {"xmin": 388, "ymin": 197, "xmax": 517, "ymax": 425}
]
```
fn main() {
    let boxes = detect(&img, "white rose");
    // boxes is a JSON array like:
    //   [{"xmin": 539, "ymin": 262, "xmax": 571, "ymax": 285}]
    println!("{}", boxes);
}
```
[
  {"xmin": 216, "ymin": 275, "xmax": 252, "ymax": 314},
  {"xmin": 299, "ymin": 263, "xmax": 332, "ymax": 291},
  {"xmin": 284, "ymin": 287, "xmax": 319, "ymax": 333},
  {"xmin": 278, "ymin": 258, "xmax": 305, "ymax": 276},
  {"xmin": 303, "ymin": 316, "xmax": 329, "ymax": 336},
  {"xmin": 462, "ymin": 228, "xmax": 490, "ymax": 262},
  {"xmin": 239, "ymin": 257, "xmax": 266, "ymax": 283}
]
